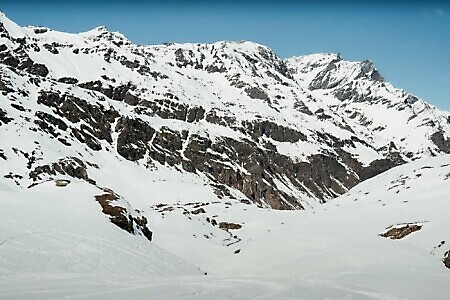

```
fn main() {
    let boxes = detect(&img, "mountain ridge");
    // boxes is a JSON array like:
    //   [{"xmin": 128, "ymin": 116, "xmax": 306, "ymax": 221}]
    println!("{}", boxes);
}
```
[{"xmin": 1, "ymin": 11, "xmax": 449, "ymax": 211}]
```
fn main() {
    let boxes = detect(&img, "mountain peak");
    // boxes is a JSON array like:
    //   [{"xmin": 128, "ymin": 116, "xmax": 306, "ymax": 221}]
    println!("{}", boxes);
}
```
[
  {"xmin": 0, "ymin": 11, "xmax": 26, "ymax": 39},
  {"xmin": 360, "ymin": 59, "xmax": 384, "ymax": 81}
]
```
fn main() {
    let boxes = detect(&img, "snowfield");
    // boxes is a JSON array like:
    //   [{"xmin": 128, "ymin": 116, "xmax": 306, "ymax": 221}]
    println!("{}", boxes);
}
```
[{"xmin": 1, "ymin": 156, "xmax": 449, "ymax": 299}]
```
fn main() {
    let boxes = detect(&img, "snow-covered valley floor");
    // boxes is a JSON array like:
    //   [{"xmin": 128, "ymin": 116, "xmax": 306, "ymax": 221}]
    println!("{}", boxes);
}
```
[{"xmin": 1, "ymin": 155, "xmax": 449, "ymax": 299}]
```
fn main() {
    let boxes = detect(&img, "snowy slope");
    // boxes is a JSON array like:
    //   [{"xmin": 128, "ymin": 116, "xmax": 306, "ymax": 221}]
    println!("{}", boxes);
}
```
[
  {"xmin": 141, "ymin": 156, "xmax": 450, "ymax": 297},
  {"xmin": 0, "ymin": 180, "xmax": 202, "ymax": 277},
  {"xmin": 1, "ymin": 152, "xmax": 449, "ymax": 299},
  {"xmin": 287, "ymin": 54, "xmax": 450, "ymax": 156}
]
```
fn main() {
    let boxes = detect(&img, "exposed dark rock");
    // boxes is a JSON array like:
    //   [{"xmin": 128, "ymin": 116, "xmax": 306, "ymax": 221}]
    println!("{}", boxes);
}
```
[
  {"xmin": 359, "ymin": 158, "xmax": 403, "ymax": 181},
  {"xmin": 191, "ymin": 208, "xmax": 206, "ymax": 215},
  {"xmin": 33, "ymin": 27, "xmax": 48, "ymax": 34},
  {"xmin": 180, "ymin": 133, "xmax": 397, "ymax": 209},
  {"xmin": 123, "ymin": 92, "xmax": 140, "ymax": 106},
  {"xmin": 444, "ymin": 251, "xmax": 450, "ymax": 269},
  {"xmin": 78, "ymin": 80, "xmax": 112, "ymax": 97},
  {"xmin": 27, "ymin": 62, "xmax": 49, "ymax": 77},
  {"xmin": 34, "ymin": 111, "xmax": 68, "ymax": 138},
  {"xmin": 257, "ymin": 46, "xmax": 292, "ymax": 80},
  {"xmin": 242, "ymin": 120, "xmax": 307, "ymax": 143},
  {"xmin": 219, "ymin": 222, "xmax": 242, "ymax": 230},
  {"xmin": 139, "ymin": 97, "xmax": 205, "ymax": 124},
  {"xmin": 29, "ymin": 156, "xmax": 95, "ymax": 185},
  {"xmin": 0, "ymin": 19, "xmax": 444, "ymax": 213},
  {"xmin": 182, "ymin": 135, "xmax": 356, "ymax": 209},
  {"xmin": 310, "ymin": 58, "xmax": 383, "ymax": 92},
  {"xmin": 0, "ymin": 149, "xmax": 6, "ymax": 160},
  {"xmin": 245, "ymin": 86, "xmax": 270, "ymax": 101},
  {"xmin": 174, "ymin": 48, "xmax": 194, "ymax": 68},
  {"xmin": 206, "ymin": 64, "xmax": 226, "ymax": 73},
  {"xmin": 4, "ymin": 172, "xmax": 23, "ymax": 185},
  {"xmin": 148, "ymin": 127, "xmax": 182, "ymax": 166},
  {"xmin": 35, "ymin": 111, "xmax": 68, "ymax": 131},
  {"xmin": 37, "ymin": 91, "xmax": 119, "ymax": 146},
  {"xmin": 140, "ymin": 98, "xmax": 186, "ymax": 120},
  {"xmin": 293, "ymin": 100, "xmax": 313, "ymax": 115},
  {"xmin": 10, "ymin": 103, "xmax": 27, "ymax": 112},
  {"xmin": 0, "ymin": 76, "xmax": 14, "ymax": 93},
  {"xmin": 57, "ymin": 77, "xmax": 79, "ymax": 84},
  {"xmin": 78, "ymin": 81, "xmax": 136, "ymax": 102},
  {"xmin": 112, "ymin": 82, "xmax": 135, "ymax": 101},
  {"xmin": 120, "ymin": 58, "xmax": 140, "ymax": 69},
  {"xmin": 72, "ymin": 126, "xmax": 102, "ymax": 151},
  {"xmin": 205, "ymin": 110, "xmax": 237, "ymax": 127},
  {"xmin": 95, "ymin": 193, "xmax": 153, "ymax": 242},
  {"xmin": 380, "ymin": 223, "xmax": 422, "ymax": 240},
  {"xmin": 0, "ymin": 108, "xmax": 13, "ymax": 125},
  {"xmin": 43, "ymin": 43, "xmax": 59, "ymax": 54},
  {"xmin": 309, "ymin": 59, "xmax": 341, "ymax": 90},
  {"xmin": 0, "ymin": 47, "xmax": 49, "ymax": 76},
  {"xmin": 431, "ymin": 131, "xmax": 450, "ymax": 154},
  {"xmin": 116, "ymin": 117, "xmax": 155, "ymax": 161},
  {"xmin": 404, "ymin": 94, "xmax": 419, "ymax": 105},
  {"xmin": 186, "ymin": 106, "xmax": 205, "ymax": 123},
  {"xmin": 358, "ymin": 60, "xmax": 384, "ymax": 82}
]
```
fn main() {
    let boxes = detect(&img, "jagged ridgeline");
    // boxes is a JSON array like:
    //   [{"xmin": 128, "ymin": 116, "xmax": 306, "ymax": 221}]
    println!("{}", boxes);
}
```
[{"xmin": 1, "ymin": 12, "xmax": 449, "ymax": 209}]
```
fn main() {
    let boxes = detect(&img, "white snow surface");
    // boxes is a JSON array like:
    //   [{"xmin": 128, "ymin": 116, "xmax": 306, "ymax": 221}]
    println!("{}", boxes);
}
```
[{"xmin": 1, "ymin": 156, "xmax": 449, "ymax": 299}]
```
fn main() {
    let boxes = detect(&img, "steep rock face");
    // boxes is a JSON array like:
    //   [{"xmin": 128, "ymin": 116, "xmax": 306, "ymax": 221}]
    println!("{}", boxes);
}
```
[
  {"xmin": 431, "ymin": 131, "xmax": 450, "ymax": 154},
  {"xmin": 444, "ymin": 251, "xmax": 450, "ymax": 269},
  {"xmin": 1, "ymin": 13, "xmax": 449, "ymax": 210},
  {"xmin": 95, "ymin": 192, "xmax": 153, "ymax": 242},
  {"xmin": 116, "ymin": 117, "xmax": 155, "ymax": 161}
]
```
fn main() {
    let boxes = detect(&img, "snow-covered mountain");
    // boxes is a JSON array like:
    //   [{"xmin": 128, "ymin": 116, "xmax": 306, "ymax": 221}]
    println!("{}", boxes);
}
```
[{"xmin": 1, "ymin": 12, "xmax": 449, "ymax": 299}]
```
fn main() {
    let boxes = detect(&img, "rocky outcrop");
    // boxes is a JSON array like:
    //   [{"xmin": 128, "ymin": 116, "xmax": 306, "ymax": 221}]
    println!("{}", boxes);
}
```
[
  {"xmin": 431, "ymin": 131, "xmax": 450, "ymax": 154},
  {"xmin": 0, "ymin": 108, "xmax": 13, "ymax": 125},
  {"xmin": 138, "ymin": 97, "xmax": 205, "ymax": 123},
  {"xmin": 444, "ymin": 251, "xmax": 450, "ymax": 269},
  {"xmin": 78, "ymin": 81, "xmax": 137, "ymax": 103},
  {"xmin": 34, "ymin": 111, "xmax": 68, "ymax": 137},
  {"xmin": 148, "ymin": 127, "xmax": 183, "ymax": 166},
  {"xmin": 37, "ymin": 90, "xmax": 119, "ymax": 150},
  {"xmin": 116, "ymin": 117, "xmax": 155, "ymax": 161},
  {"xmin": 29, "ymin": 157, "xmax": 96, "ymax": 185},
  {"xmin": 380, "ymin": 223, "xmax": 422, "ymax": 240},
  {"xmin": 26, "ymin": 155, "xmax": 96, "ymax": 187},
  {"xmin": 309, "ymin": 58, "xmax": 342, "ymax": 90},
  {"xmin": 95, "ymin": 193, "xmax": 153, "ymax": 242},
  {"xmin": 57, "ymin": 77, "xmax": 79, "ymax": 84},
  {"xmin": 0, "ymin": 45, "xmax": 48, "ymax": 77},
  {"xmin": 219, "ymin": 222, "xmax": 242, "ymax": 230},
  {"xmin": 242, "ymin": 120, "xmax": 307, "ymax": 143}
]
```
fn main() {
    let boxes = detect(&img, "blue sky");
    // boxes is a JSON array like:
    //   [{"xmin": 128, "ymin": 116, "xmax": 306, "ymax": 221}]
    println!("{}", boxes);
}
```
[{"xmin": 1, "ymin": 0, "xmax": 449, "ymax": 111}]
